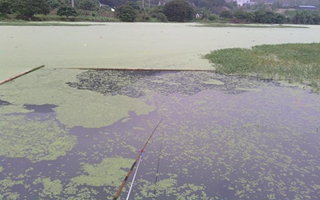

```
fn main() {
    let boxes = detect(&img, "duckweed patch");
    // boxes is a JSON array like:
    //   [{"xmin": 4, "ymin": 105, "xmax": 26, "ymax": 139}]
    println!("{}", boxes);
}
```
[
  {"xmin": 0, "ymin": 115, "xmax": 76, "ymax": 162},
  {"xmin": 71, "ymin": 157, "xmax": 134, "ymax": 187},
  {"xmin": 0, "ymin": 69, "xmax": 155, "ymax": 128},
  {"xmin": 0, "ymin": 178, "xmax": 23, "ymax": 200},
  {"xmin": 41, "ymin": 178, "xmax": 63, "ymax": 199},
  {"xmin": 134, "ymin": 178, "xmax": 209, "ymax": 199}
]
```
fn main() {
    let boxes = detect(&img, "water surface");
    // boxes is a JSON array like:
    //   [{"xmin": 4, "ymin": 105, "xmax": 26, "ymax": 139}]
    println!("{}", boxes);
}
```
[{"xmin": 0, "ymin": 69, "xmax": 319, "ymax": 200}]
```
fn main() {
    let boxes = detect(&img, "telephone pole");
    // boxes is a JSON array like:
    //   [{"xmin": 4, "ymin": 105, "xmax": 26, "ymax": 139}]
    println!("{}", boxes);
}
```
[{"xmin": 71, "ymin": 0, "xmax": 74, "ymax": 8}]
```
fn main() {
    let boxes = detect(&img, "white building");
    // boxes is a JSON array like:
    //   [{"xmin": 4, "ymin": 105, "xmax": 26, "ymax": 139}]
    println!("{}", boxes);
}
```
[{"xmin": 227, "ymin": 0, "xmax": 251, "ymax": 6}]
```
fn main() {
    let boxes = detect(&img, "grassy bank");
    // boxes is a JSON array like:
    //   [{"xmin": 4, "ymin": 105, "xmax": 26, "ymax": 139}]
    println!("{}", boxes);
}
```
[{"xmin": 204, "ymin": 43, "xmax": 320, "ymax": 92}]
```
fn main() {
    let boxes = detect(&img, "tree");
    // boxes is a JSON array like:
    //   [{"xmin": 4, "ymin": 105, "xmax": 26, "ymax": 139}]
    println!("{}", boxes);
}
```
[
  {"xmin": 0, "ymin": 0, "xmax": 12, "ymax": 15},
  {"xmin": 163, "ymin": 0, "xmax": 194, "ymax": 22},
  {"xmin": 13, "ymin": 0, "xmax": 50, "ymax": 18},
  {"xmin": 220, "ymin": 10, "xmax": 233, "ymax": 19},
  {"xmin": 254, "ymin": 11, "xmax": 286, "ymax": 24},
  {"xmin": 192, "ymin": 0, "xmax": 226, "ymax": 9},
  {"xmin": 99, "ymin": 0, "xmax": 130, "ymax": 8},
  {"xmin": 225, "ymin": 1, "xmax": 237, "ymax": 11},
  {"xmin": 116, "ymin": 4, "xmax": 137, "ymax": 22},
  {"xmin": 234, "ymin": 11, "xmax": 254, "ymax": 22},
  {"xmin": 212, "ymin": 0, "xmax": 225, "ymax": 7},
  {"xmin": 57, "ymin": 6, "xmax": 77, "ymax": 18},
  {"xmin": 155, "ymin": 13, "xmax": 168, "ymax": 22},
  {"xmin": 46, "ymin": 0, "xmax": 71, "ymax": 9},
  {"xmin": 79, "ymin": 0, "xmax": 97, "ymax": 11},
  {"xmin": 291, "ymin": 11, "xmax": 320, "ymax": 25},
  {"xmin": 126, "ymin": 1, "xmax": 140, "ymax": 10}
]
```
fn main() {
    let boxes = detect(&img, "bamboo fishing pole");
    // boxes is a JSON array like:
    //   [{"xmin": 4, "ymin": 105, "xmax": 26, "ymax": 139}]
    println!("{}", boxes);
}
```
[
  {"xmin": 0, "ymin": 65, "xmax": 45, "ymax": 85},
  {"xmin": 113, "ymin": 119, "xmax": 163, "ymax": 200}
]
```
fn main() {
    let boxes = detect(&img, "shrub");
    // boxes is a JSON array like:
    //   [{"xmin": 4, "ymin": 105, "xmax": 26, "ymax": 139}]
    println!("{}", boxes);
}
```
[
  {"xmin": 220, "ymin": 10, "xmax": 233, "ymax": 19},
  {"xmin": 0, "ymin": 0, "xmax": 12, "ymax": 15},
  {"xmin": 234, "ymin": 11, "xmax": 254, "ymax": 22},
  {"xmin": 47, "ymin": 0, "xmax": 68, "ymax": 9},
  {"xmin": 163, "ymin": 0, "xmax": 194, "ymax": 22},
  {"xmin": 291, "ymin": 11, "xmax": 320, "ymax": 25},
  {"xmin": 125, "ymin": 1, "xmax": 140, "ymax": 10},
  {"xmin": 57, "ymin": 7, "xmax": 77, "ymax": 18},
  {"xmin": 116, "ymin": 5, "xmax": 137, "ymax": 22},
  {"xmin": 155, "ymin": 13, "xmax": 168, "ymax": 22},
  {"xmin": 254, "ymin": 11, "xmax": 286, "ymax": 24},
  {"xmin": 79, "ymin": 0, "xmax": 97, "ymax": 11},
  {"xmin": 208, "ymin": 14, "xmax": 217, "ymax": 21},
  {"xmin": 13, "ymin": 0, "xmax": 50, "ymax": 18}
]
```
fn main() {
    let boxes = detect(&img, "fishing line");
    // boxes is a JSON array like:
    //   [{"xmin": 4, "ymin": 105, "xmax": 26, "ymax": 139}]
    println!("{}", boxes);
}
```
[
  {"xmin": 126, "ymin": 154, "xmax": 143, "ymax": 200},
  {"xmin": 153, "ymin": 132, "xmax": 164, "ymax": 198}
]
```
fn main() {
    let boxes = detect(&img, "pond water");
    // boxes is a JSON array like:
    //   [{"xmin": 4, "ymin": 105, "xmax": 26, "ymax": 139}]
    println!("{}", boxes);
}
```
[{"xmin": 0, "ymin": 69, "xmax": 320, "ymax": 200}]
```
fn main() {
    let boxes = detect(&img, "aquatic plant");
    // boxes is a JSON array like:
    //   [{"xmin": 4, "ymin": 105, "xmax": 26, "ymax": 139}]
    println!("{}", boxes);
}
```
[{"xmin": 204, "ymin": 43, "xmax": 320, "ymax": 92}]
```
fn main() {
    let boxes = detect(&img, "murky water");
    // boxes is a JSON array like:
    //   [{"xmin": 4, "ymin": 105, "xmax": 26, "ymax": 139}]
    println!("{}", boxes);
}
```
[{"xmin": 0, "ymin": 69, "xmax": 320, "ymax": 200}]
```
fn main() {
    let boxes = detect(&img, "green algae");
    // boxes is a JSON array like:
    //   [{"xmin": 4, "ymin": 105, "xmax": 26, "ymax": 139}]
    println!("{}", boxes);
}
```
[
  {"xmin": 71, "ymin": 157, "xmax": 134, "ymax": 187},
  {"xmin": 135, "ymin": 178, "xmax": 209, "ymax": 199},
  {"xmin": 0, "ymin": 69, "xmax": 155, "ymax": 128},
  {"xmin": 41, "ymin": 178, "xmax": 62, "ymax": 199},
  {"xmin": 236, "ymin": 88, "xmax": 261, "ymax": 92},
  {"xmin": 3, "ymin": 193, "xmax": 19, "ymax": 200},
  {"xmin": 0, "ymin": 105, "xmax": 32, "ymax": 115},
  {"xmin": 0, "ymin": 178, "xmax": 23, "ymax": 200},
  {"xmin": 202, "ymin": 79, "xmax": 225, "ymax": 86},
  {"xmin": 278, "ymin": 80, "xmax": 312, "ymax": 90},
  {"xmin": 63, "ymin": 186, "xmax": 99, "ymax": 200},
  {"xmin": 0, "ymin": 115, "xmax": 76, "ymax": 162},
  {"xmin": 133, "ymin": 127, "xmax": 145, "ymax": 131},
  {"xmin": 137, "ymin": 178, "xmax": 178, "ymax": 198}
]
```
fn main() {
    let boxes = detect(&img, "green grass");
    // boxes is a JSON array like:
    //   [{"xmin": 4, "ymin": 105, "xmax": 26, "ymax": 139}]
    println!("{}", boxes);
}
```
[
  {"xmin": 204, "ymin": 43, "xmax": 320, "ymax": 92},
  {"xmin": 196, "ymin": 23, "xmax": 308, "ymax": 28}
]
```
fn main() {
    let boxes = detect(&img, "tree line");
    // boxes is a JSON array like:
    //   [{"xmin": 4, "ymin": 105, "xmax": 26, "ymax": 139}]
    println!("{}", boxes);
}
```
[
  {"xmin": 220, "ymin": 10, "xmax": 320, "ymax": 24},
  {"xmin": 0, "ymin": 0, "xmax": 103, "ymax": 19},
  {"xmin": 0, "ymin": 0, "xmax": 319, "ymax": 24}
]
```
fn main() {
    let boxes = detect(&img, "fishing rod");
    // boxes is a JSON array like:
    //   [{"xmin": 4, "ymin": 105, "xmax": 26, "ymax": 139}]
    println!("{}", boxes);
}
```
[
  {"xmin": 113, "ymin": 119, "xmax": 163, "ymax": 200},
  {"xmin": 126, "ymin": 150, "xmax": 145, "ymax": 200}
]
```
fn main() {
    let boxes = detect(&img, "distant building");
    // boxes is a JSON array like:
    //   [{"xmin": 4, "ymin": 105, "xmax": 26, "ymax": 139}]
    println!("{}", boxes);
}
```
[
  {"xmin": 228, "ymin": 0, "xmax": 251, "ymax": 6},
  {"xmin": 158, "ymin": 1, "xmax": 166, "ymax": 6},
  {"xmin": 298, "ymin": 5, "xmax": 317, "ymax": 10}
]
